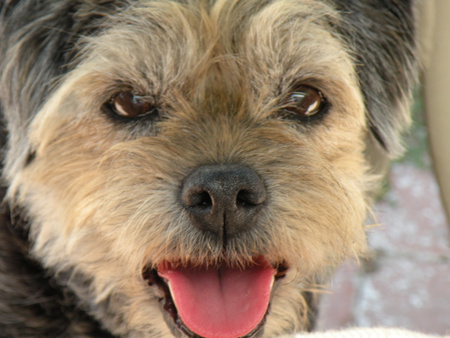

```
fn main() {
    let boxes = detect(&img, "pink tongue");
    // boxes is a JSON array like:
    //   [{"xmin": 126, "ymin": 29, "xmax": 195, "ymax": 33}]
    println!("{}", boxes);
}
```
[{"xmin": 158, "ymin": 258, "xmax": 275, "ymax": 338}]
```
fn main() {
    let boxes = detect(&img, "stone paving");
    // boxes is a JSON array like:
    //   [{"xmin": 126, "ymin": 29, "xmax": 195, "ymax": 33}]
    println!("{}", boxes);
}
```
[{"xmin": 316, "ymin": 162, "xmax": 450, "ymax": 335}]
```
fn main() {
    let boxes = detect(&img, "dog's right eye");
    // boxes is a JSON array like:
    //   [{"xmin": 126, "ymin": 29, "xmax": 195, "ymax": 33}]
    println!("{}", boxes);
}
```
[{"xmin": 104, "ymin": 91, "xmax": 156, "ymax": 119}]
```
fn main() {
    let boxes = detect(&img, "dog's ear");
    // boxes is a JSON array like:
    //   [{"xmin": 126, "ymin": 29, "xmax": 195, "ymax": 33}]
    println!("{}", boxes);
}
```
[
  {"xmin": 335, "ymin": 0, "xmax": 418, "ymax": 157},
  {"xmin": 0, "ymin": 1, "xmax": 125, "ymax": 175}
]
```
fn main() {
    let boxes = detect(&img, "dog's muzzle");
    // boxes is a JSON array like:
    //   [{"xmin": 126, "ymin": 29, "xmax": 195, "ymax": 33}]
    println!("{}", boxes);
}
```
[{"xmin": 142, "ymin": 165, "xmax": 287, "ymax": 338}]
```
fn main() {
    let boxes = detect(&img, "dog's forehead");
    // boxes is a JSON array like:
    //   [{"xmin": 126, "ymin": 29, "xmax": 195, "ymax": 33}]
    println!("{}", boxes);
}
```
[
  {"xmin": 27, "ymin": 0, "xmax": 364, "ymax": 155},
  {"xmin": 79, "ymin": 0, "xmax": 354, "ymax": 103}
]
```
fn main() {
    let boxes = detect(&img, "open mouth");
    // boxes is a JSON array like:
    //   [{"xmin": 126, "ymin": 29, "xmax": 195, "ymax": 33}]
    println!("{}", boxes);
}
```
[{"xmin": 143, "ymin": 257, "xmax": 288, "ymax": 338}]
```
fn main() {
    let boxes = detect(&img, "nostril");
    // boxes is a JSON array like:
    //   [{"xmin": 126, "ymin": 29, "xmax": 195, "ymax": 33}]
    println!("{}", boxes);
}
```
[
  {"xmin": 237, "ymin": 190, "xmax": 250, "ymax": 207},
  {"xmin": 236, "ymin": 189, "xmax": 264, "ymax": 207},
  {"xmin": 195, "ymin": 191, "xmax": 213, "ymax": 209},
  {"xmin": 182, "ymin": 188, "xmax": 213, "ymax": 209}
]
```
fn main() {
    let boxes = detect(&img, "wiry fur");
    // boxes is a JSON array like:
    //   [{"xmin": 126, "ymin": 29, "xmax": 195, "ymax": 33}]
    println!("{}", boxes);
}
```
[{"xmin": 0, "ymin": 0, "xmax": 418, "ymax": 337}]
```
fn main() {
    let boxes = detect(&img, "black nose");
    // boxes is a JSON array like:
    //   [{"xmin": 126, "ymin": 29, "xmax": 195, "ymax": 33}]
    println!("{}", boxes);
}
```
[{"xmin": 181, "ymin": 164, "xmax": 266, "ymax": 238}]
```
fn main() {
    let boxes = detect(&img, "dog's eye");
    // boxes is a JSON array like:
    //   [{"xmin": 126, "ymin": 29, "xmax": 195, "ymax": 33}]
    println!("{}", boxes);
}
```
[
  {"xmin": 107, "ymin": 91, "xmax": 155, "ymax": 118},
  {"xmin": 282, "ymin": 85, "xmax": 327, "ymax": 120}
]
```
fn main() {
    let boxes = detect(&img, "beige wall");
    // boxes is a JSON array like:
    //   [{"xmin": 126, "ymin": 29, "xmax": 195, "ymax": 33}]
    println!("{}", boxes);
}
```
[{"xmin": 424, "ymin": 0, "xmax": 450, "ymax": 224}]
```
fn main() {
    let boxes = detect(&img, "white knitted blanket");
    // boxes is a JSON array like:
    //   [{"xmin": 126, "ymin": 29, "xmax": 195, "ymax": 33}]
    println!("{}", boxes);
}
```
[{"xmin": 280, "ymin": 328, "xmax": 448, "ymax": 337}]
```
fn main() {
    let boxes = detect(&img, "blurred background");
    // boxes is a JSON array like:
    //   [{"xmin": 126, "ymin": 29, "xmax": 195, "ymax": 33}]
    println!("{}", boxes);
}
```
[{"xmin": 316, "ymin": 92, "xmax": 450, "ymax": 335}]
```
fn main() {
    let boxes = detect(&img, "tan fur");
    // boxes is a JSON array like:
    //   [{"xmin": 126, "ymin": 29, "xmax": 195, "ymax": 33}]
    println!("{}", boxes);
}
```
[{"xmin": 7, "ymin": 0, "xmax": 371, "ymax": 336}]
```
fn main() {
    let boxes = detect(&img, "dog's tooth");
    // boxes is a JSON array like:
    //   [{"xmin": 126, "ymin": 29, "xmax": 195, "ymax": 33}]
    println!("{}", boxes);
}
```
[{"xmin": 153, "ymin": 285, "xmax": 166, "ymax": 299}]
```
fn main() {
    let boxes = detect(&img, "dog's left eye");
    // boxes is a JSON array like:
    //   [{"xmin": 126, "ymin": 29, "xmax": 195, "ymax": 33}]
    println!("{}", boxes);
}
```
[
  {"xmin": 106, "ymin": 91, "xmax": 156, "ymax": 119},
  {"xmin": 282, "ymin": 85, "xmax": 327, "ymax": 120}
]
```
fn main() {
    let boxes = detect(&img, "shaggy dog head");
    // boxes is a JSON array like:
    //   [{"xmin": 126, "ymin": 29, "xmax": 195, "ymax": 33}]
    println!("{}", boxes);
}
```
[{"xmin": 0, "ymin": 1, "xmax": 417, "ymax": 337}]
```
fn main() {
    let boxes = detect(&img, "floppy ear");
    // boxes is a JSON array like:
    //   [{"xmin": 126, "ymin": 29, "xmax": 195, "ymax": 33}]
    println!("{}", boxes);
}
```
[
  {"xmin": 334, "ymin": 0, "xmax": 418, "ymax": 158},
  {"xmin": 0, "ymin": 1, "xmax": 123, "ymax": 175}
]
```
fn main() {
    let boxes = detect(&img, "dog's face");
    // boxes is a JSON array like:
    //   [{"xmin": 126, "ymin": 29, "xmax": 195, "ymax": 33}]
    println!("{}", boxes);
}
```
[{"xmin": 1, "ymin": 0, "xmax": 417, "ymax": 337}]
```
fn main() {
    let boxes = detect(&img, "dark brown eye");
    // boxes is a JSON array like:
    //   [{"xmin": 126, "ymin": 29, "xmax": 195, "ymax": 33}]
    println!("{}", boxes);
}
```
[
  {"xmin": 108, "ymin": 91, "xmax": 155, "ymax": 118},
  {"xmin": 283, "ymin": 85, "xmax": 327, "ymax": 119}
]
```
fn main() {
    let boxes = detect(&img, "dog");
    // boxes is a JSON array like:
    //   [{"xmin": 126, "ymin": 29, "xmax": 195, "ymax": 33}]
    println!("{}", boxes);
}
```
[{"xmin": 0, "ymin": 1, "xmax": 419, "ymax": 337}]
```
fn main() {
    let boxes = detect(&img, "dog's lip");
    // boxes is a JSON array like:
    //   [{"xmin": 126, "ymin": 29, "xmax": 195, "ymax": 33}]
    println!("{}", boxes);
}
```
[{"xmin": 142, "ymin": 258, "xmax": 288, "ymax": 338}]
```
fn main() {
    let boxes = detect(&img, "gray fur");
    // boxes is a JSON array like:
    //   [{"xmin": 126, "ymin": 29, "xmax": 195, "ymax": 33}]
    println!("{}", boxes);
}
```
[{"xmin": 334, "ymin": 0, "xmax": 418, "ymax": 156}]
